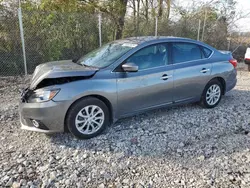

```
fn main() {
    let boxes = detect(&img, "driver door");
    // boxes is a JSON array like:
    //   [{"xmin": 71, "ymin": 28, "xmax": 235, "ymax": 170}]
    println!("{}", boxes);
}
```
[{"xmin": 115, "ymin": 43, "xmax": 174, "ymax": 116}]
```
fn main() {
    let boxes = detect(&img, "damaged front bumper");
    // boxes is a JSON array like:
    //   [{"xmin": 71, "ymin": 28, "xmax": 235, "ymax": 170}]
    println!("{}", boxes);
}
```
[
  {"xmin": 19, "ymin": 90, "xmax": 70, "ymax": 133},
  {"xmin": 20, "ymin": 120, "xmax": 59, "ymax": 133}
]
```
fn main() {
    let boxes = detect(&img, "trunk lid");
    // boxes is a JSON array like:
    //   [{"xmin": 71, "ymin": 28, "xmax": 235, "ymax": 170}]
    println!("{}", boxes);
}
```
[
  {"xmin": 218, "ymin": 50, "xmax": 232, "ymax": 55},
  {"xmin": 30, "ymin": 60, "xmax": 98, "ymax": 89}
]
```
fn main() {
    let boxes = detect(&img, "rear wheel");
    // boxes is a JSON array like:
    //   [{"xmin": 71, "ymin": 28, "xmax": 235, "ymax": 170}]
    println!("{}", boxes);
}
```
[
  {"xmin": 66, "ymin": 97, "xmax": 110, "ymax": 139},
  {"xmin": 200, "ymin": 80, "xmax": 223, "ymax": 108}
]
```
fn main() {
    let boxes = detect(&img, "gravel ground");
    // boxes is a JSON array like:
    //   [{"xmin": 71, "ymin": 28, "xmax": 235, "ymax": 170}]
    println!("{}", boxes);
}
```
[{"xmin": 0, "ymin": 64, "xmax": 250, "ymax": 188}]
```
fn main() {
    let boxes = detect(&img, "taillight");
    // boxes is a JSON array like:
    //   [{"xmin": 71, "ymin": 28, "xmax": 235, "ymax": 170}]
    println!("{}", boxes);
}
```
[{"xmin": 229, "ymin": 59, "xmax": 237, "ymax": 68}]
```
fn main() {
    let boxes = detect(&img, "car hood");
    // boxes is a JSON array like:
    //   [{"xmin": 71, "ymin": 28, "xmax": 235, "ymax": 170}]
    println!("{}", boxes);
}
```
[{"xmin": 30, "ymin": 60, "xmax": 98, "ymax": 89}]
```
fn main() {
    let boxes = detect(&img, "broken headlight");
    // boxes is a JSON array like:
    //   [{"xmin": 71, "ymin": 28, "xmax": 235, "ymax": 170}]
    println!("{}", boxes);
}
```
[{"xmin": 28, "ymin": 89, "xmax": 60, "ymax": 103}]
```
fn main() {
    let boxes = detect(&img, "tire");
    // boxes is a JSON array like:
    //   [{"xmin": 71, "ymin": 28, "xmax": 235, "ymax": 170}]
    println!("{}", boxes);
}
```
[
  {"xmin": 200, "ymin": 79, "xmax": 223, "ymax": 108},
  {"xmin": 66, "ymin": 97, "xmax": 110, "ymax": 139},
  {"xmin": 248, "ymin": 65, "xmax": 250, "ymax": 72}
]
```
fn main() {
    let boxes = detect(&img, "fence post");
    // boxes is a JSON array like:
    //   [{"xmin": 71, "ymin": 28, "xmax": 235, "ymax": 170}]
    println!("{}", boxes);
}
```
[
  {"xmin": 227, "ymin": 33, "xmax": 232, "ymax": 51},
  {"xmin": 18, "ymin": 7, "xmax": 27, "ymax": 75},
  {"xmin": 155, "ymin": 16, "xmax": 158, "ymax": 37},
  {"xmin": 98, "ymin": 13, "xmax": 102, "ymax": 47},
  {"xmin": 197, "ymin": 19, "xmax": 201, "ymax": 41}
]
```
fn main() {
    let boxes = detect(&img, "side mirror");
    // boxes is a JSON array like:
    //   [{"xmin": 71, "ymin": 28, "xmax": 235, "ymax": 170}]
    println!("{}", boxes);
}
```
[{"xmin": 122, "ymin": 62, "xmax": 138, "ymax": 72}]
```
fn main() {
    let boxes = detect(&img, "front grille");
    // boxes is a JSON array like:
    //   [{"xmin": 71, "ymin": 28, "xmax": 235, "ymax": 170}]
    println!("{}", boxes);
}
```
[{"xmin": 20, "ymin": 88, "xmax": 32, "ymax": 103}]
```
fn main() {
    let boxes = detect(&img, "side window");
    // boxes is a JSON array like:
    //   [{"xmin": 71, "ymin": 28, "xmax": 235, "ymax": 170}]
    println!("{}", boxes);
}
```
[
  {"xmin": 202, "ymin": 47, "xmax": 212, "ymax": 58},
  {"xmin": 172, "ymin": 43, "xmax": 202, "ymax": 64},
  {"xmin": 126, "ymin": 43, "xmax": 168, "ymax": 70}
]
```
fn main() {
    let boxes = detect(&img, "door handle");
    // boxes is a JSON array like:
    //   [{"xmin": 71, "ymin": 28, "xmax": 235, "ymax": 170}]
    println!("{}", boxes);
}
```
[
  {"xmin": 200, "ymin": 68, "xmax": 210, "ymax": 73},
  {"xmin": 161, "ymin": 74, "xmax": 172, "ymax": 80}
]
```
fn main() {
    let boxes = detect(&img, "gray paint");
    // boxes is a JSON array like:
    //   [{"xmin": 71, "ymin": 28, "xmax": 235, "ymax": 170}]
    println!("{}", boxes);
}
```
[{"xmin": 19, "ymin": 36, "xmax": 237, "ymax": 133}]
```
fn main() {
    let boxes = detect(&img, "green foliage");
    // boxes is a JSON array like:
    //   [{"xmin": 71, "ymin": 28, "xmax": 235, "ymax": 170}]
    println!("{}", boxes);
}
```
[
  {"xmin": 0, "ymin": 0, "xmax": 243, "ymax": 76},
  {"xmin": 21, "ymin": 9, "xmax": 99, "ymax": 73}
]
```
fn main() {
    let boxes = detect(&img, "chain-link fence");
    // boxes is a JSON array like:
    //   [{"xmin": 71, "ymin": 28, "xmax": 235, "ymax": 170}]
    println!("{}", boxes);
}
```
[
  {"xmin": 1, "ymin": 9, "xmax": 116, "ymax": 76},
  {"xmin": 22, "ymin": 10, "xmax": 101, "ymax": 74},
  {"xmin": 0, "ymin": 7, "xmax": 238, "ymax": 77},
  {"xmin": 0, "ymin": 8, "xmax": 24, "ymax": 76},
  {"xmin": 1, "ymin": 9, "xmax": 157, "ymax": 76}
]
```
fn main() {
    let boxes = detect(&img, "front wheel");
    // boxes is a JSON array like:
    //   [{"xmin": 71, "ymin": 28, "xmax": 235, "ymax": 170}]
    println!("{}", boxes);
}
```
[
  {"xmin": 200, "ymin": 80, "xmax": 223, "ymax": 108},
  {"xmin": 66, "ymin": 97, "xmax": 110, "ymax": 139}
]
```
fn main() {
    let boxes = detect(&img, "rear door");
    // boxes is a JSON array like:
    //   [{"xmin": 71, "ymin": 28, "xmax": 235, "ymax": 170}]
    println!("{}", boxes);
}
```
[
  {"xmin": 116, "ymin": 43, "xmax": 174, "ymax": 116},
  {"xmin": 171, "ymin": 42, "xmax": 213, "ymax": 102}
]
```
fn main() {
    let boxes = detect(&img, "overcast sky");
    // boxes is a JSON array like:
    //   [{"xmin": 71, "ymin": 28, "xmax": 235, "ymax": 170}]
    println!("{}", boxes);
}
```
[
  {"xmin": 235, "ymin": 0, "xmax": 250, "ymax": 32},
  {"xmin": 173, "ymin": 0, "xmax": 250, "ymax": 32}
]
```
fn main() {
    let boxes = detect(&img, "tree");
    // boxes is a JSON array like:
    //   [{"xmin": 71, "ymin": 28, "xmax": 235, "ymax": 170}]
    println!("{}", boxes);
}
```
[
  {"xmin": 82, "ymin": 0, "xmax": 128, "ymax": 39},
  {"xmin": 117, "ymin": 0, "xmax": 128, "ymax": 39},
  {"xmin": 158, "ymin": 0, "xmax": 163, "ymax": 17},
  {"xmin": 142, "ymin": 0, "xmax": 149, "ymax": 21},
  {"xmin": 166, "ymin": 0, "xmax": 171, "ymax": 20}
]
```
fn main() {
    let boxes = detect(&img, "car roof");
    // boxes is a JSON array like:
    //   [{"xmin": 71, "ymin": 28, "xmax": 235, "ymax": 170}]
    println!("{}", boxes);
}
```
[
  {"xmin": 117, "ymin": 36, "xmax": 196, "ymax": 44},
  {"xmin": 116, "ymin": 36, "xmax": 217, "ymax": 51}
]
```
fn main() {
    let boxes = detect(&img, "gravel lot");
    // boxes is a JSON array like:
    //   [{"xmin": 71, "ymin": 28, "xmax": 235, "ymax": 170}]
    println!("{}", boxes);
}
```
[{"xmin": 0, "ymin": 64, "xmax": 250, "ymax": 188}]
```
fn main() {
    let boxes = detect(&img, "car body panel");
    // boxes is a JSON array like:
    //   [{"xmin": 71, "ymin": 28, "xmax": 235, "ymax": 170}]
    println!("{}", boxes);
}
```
[
  {"xmin": 19, "ymin": 100, "xmax": 70, "ymax": 132},
  {"xmin": 172, "ymin": 60, "xmax": 212, "ymax": 102},
  {"xmin": 211, "ymin": 61, "xmax": 237, "ymax": 92},
  {"xmin": 19, "ymin": 36, "xmax": 237, "ymax": 133},
  {"xmin": 30, "ymin": 60, "xmax": 98, "ymax": 89},
  {"xmin": 53, "ymin": 69, "xmax": 118, "ymax": 118},
  {"xmin": 116, "ymin": 65, "xmax": 174, "ymax": 116}
]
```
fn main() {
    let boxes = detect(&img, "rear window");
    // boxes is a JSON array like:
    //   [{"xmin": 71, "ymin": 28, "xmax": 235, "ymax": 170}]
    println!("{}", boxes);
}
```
[
  {"xmin": 172, "ymin": 43, "xmax": 202, "ymax": 64},
  {"xmin": 202, "ymin": 47, "xmax": 212, "ymax": 58}
]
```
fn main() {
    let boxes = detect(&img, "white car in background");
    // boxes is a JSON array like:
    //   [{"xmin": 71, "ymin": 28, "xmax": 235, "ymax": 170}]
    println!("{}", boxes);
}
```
[{"xmin": 244, "ymin": 47, "xmax": 250, "ymax": 71}]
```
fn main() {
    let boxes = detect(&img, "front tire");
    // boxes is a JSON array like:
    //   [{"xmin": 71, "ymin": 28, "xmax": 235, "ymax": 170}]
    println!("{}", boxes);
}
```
[
  {"xmin": 200, "ymin": 80, "xmax": 223, "ymax": 108},
  {"xmin": 66, "ymin": 97, "xmax": 110, "ymax": 139}
]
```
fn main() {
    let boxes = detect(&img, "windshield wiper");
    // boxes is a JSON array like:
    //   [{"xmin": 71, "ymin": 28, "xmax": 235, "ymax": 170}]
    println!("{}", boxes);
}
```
[
  {"xmin": 82, "ymin": 63, "xmax": 98, "ymax": 68},
  {"xmin": 72, "ymin": 58, "xmax": 83, "ymax": 66}
]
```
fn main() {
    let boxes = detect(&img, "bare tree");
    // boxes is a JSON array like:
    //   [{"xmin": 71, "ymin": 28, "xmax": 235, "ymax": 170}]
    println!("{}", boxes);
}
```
[
  {"xmin": 145, "ymin": 0, "xmax": 149, "ymax": 21},
  {"xmin": 158, "ymin": 0, "xmax": 163, "ymax": 17},
  {"xmin": 116, "ymin": 0, "xmax": 128, "ymax": 39},
  {"xmin": 166, "ymin": 0, "xmax": 171, "ymax": 20},
  {"xmin": 132, "ymin": 0, "xmax": 136, "ymax": 31}
]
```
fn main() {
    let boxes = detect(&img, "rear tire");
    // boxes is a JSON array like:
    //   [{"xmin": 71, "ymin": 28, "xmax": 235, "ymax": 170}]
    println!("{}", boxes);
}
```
[
  {"xmin": 66, "ymin": 97, "xmax": 110, "ymax": 139},
  {"xmin": 200, "ymin": 79, "xmax": 223, "ymax": 108}
]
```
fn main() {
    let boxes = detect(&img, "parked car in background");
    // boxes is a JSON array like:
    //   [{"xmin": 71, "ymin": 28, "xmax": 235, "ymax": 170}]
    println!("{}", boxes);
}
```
[
  {"xmin": 19, "ymin": 36, "xmax": 237, "ymax": 139},
  {"xmin": 244, "ymin": 47, "xmax": 250, "ymax": 71}
]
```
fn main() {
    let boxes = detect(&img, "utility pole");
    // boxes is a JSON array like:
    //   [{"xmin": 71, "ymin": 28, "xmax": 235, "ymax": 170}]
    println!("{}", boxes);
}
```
[{"xmin": 227, "ymin": 33, "xmax": 231, "ymax": 51}]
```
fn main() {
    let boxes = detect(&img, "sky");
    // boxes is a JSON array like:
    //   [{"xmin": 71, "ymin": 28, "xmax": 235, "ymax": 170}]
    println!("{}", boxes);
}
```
[
  {"xmin": 235, "ymin": 0, "xmax": 250, "ymax": 32},
  {"xmin": 174, "ymin": 0, "xmax": 250, "ymax": 32}
]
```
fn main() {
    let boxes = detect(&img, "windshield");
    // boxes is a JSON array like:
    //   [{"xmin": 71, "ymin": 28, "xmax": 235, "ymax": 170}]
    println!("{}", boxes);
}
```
[{"xmin": 77, "ymin": 42, "xmax": 138, "ymax": 68}]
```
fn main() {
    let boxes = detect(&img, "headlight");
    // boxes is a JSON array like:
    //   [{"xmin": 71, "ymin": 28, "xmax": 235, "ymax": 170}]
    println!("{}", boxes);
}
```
[{"xmin": 28, "ymin": 89, "xmax": 60, "ymax": 103}]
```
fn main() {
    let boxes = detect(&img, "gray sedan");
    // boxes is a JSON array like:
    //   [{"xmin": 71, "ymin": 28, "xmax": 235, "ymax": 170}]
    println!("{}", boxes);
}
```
[{"xmin": 19, "ymin": 36, "xmax": 237, "ymax": 139}]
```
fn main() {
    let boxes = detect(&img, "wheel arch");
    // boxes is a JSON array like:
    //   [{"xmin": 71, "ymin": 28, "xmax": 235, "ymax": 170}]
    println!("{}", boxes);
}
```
[
  {"xmin": 207, "ymin": 77, "xmax": 226, "ymax": 95},
  {"xmin": 64, "ymin": 95, "xmax": 114, "ymax": 132}
]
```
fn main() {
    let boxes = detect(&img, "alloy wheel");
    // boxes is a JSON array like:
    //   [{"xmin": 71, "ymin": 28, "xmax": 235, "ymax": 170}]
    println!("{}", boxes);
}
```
[
  {"xmin": 205, "ymin": 84, "xmax": 221, "ymax": 106},
  {"xmin": 75, "ymin": 105, "xmax": 104, "ymax": 135}
]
